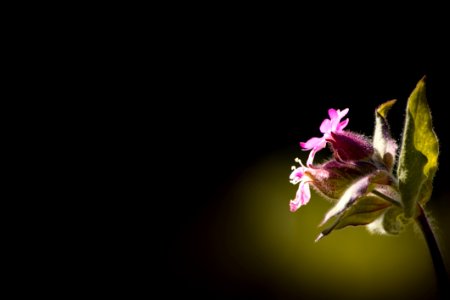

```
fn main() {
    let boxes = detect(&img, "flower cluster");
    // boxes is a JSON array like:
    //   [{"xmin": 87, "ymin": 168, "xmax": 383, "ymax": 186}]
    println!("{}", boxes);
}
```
[
  {"xmin": 287, "ymin": 79, "xmax": 444, "ymax": 296},
  {"xmin": 289, "ymin": 103, "xmax": 404, "ymax": 241}
]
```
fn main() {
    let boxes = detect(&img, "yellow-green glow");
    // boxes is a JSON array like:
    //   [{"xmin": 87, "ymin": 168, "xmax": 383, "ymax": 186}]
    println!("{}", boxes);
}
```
[{"xmin": 203, "ymin": 150, "xmax": 449, "ymax": 299}]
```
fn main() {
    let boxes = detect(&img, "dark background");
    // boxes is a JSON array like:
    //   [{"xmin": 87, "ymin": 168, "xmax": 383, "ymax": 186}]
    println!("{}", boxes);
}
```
[{"xmin": 150, "ymin": 20, "xmax": 449, "ymax": 299}]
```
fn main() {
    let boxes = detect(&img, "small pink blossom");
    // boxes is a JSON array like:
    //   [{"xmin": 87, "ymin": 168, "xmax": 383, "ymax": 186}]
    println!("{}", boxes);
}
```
[
  {"xmin": 300, "ymin": 108, "xmax": 349, "ymax": 165},
  {"xmin": 289, "ymin": 158, "xmax": 312, "ymax": 212}
]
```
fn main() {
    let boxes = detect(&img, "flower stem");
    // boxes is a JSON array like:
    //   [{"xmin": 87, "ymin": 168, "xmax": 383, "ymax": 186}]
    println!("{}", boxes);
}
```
[{"xmin": 416, "ymin": 204, "xmax": 449, "ymax": 299}]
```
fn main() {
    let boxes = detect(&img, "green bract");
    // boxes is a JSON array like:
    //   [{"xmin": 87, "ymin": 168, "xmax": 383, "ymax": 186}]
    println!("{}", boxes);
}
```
[{"xmin": 397, "ymin": 77, "xmax": 439, "ymax": 218}]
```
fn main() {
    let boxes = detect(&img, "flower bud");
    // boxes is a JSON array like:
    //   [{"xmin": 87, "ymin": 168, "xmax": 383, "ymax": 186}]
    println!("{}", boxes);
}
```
[
  {"xmin": 306, "ymin": 160, "xmax": 377, "ymax": 200},
  {"xmin": 327, "ymin": 131, "xmax": 374, "ymax": 162}
]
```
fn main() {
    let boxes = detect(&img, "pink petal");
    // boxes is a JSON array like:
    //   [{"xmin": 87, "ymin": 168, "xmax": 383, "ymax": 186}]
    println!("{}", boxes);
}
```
[
  {"xmin": 319, "ymin": 119, "xmax": 331, "ymax": 133},
  {"xmin": 300, "ymin": 137, "xmax": 323, "ymax": 150},
  {"xmin": 289, "ymin": 182, "xmax": 311, "ymax": 212},
  {"xmin": 336, "ymin": 118, "xmax": 349, "ymax": 131},
  {"xmin": 306, "ymin": 152, "xmax": 314, "ymax": 166},
  {"xmin": 289, "ymin": 199, "xmax": 300, "ymax": 212},
  {"xmin": 301, "ymin": 182, "xmax": 311, "ymax": 205},
  {"xmin": 306, "ymin": 139, "xmax": 327, "ymax": 165},
  {"xmin": 289, "ymin": 167, "xmax": 304, "ymax": 184},
  {"xmin": 330, "ymin": 108, "xmax": 349, "ymax": 131},
  {"xmin": 338, "ymin": 108, "xmax": 349, "ymax": 118},
  {"xmin": 328, "ymin": 108, "xmax": 338, "ymax": 119}
]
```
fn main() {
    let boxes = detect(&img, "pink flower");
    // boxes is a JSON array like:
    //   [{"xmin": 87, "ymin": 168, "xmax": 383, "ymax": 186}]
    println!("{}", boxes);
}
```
[
  {"xmin": 289, "ymin": 158, "xmax": 312, "ymax": 212},
  {"xmin": 300, "ymin": 108, "xmax": 349, "ymax": 165}
]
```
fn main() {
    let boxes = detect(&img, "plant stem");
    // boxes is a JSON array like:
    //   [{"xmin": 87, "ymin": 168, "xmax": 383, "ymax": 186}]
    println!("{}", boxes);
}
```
[
  {"xmin": 372, "ymin": 189, "xmax": 401, "ymax": 207},
  {"xmin": 416, "ymin": 204, "xmax": 449, "ymax": 299}
]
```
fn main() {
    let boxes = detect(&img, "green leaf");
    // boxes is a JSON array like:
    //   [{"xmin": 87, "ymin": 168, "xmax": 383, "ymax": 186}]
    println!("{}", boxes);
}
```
[
  {"xmin": 373, "ymin": 99, "xmax": 398, "ymax": 171},
  {"xmin": 320, "ymin": 170, "xmax": 391, "ymax": 226},
  {"xmin": 316, "ymin": 196, "xmax": 391, "ymax": 242},
  {"xmin": 315, "ymin": 171, "xmax": 394, "ymax": 241},
  {"xmin": 366, "ymin": 206, "xmax": 409, "ymax": 235},
  {"xmin": 397, "ymin": 77, "xmax": 439, "ymax": 218},
  {"xmin": 382, "ymin": 206, "xmax": 410, "ymax": 235},
  {"xmin": 377, "ymin": 99, "xmax": 396, "ymax": 119},
  {"xmin": 335, "ymin": 196, "xmax": 391, "ymax": 229}
]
